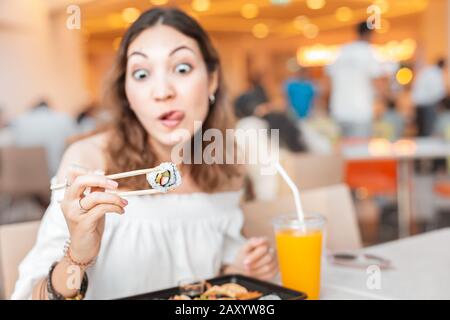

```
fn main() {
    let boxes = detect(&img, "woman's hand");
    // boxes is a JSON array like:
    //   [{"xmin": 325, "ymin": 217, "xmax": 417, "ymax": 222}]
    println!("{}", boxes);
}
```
[
  {"xmin": 225, "ymin": 237, "xmax": 278, "ymax": 281},
  {"xmin": 60, "ymin": 165, "xmax": 128, "ymax": 264}
]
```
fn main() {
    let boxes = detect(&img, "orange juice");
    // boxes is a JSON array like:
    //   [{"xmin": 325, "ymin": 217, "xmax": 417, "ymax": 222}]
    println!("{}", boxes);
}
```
[
  {"xmin": 273, "ymin": 214, "xmax": 325, "ymax": 300},
  {"xmin": 275, "ymin": 229, "xmax": 323, "ymax": 299}
]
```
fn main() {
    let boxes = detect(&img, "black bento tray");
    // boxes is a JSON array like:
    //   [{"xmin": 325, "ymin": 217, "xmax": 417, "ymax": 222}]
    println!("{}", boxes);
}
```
[{"xmin": 119, "ymin": 274, "xmax": 307, "ymax": 300}]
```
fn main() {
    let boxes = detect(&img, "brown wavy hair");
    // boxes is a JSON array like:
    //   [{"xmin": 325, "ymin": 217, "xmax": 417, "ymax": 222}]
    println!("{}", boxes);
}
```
[{"xmin": 102, "ymin": 7, "xmax": 242, "ymax": 192}]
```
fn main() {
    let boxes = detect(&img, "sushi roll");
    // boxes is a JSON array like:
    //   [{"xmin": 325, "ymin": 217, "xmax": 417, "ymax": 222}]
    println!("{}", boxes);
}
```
[{"xmin": 146, "ymin": 162, "xmax": 182, "ymax": 192}]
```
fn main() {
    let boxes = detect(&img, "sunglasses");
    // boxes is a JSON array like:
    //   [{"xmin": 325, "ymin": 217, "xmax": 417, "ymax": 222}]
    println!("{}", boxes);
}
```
[{"xmin": 328, "ymin": 252, "xmax": 392, "ymax": 269}]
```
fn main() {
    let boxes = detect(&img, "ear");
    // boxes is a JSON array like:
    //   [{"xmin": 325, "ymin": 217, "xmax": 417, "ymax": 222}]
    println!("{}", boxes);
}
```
[{"xmin": 208, "ymin": 69, "xmax": 219, "ymax": 96}]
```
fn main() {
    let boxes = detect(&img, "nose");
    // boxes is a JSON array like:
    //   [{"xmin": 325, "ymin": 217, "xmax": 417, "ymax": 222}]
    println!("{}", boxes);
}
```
[{"xmin": 151, "ymin": 73, "xmax": 175, "ymax": 102}]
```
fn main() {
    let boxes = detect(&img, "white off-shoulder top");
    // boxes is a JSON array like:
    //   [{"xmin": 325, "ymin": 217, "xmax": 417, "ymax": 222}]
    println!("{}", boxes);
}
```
[{"xmin": 11, "ymin": 184, "xmax": 246, "ymax": 300}]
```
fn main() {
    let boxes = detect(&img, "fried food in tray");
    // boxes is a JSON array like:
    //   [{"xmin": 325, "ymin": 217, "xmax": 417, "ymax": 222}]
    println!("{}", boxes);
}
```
[{"xmin": 170, "ymin": 282, "xmax": 263, "ymax": 300}]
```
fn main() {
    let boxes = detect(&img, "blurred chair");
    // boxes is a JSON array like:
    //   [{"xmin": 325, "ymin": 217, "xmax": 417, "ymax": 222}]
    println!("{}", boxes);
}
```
[
  {"xmin": 0, "ymin": 146, "xmax": 50, "ymax": 223},
  {"xmin": 280, "ymin": 153, "xmax": 344, "ymax": 193},
  {"xmin": 247, "ymin": 153, "xmax": 344, "ymax": 202},
  {"xmin": 0, "ymin": 146, "xmax": 50, "ymax": 198},
  {"xmin": 432, "ymin": 181, "xmax": 450, "ymax": 229},
  {"xmin": 0, "ymin": 220, "xmax": 40, "ymax": 299},
  {"xmin": 434, "ymin": 181, "xmax": 450, "ymax": 197},
  {"xmin": 433, "ymin": 179, "xmax": 450, "ymax": 212},
  {"xmin": 344, "ymin": 159, "xmax": 397, "ymax": 244},
  {"xmin": 345, "ymin": 159, "xmax": 397, "ymax": 196},
  {"xmin": 242, "ymin": 184, "xmax": 362, "ymax": 251}
]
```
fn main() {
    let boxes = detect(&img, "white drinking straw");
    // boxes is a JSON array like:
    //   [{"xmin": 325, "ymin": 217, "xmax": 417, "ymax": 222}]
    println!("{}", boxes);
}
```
[{"xmin": 275, "ymin": 162, "xmax": 305, "ymax": 223}]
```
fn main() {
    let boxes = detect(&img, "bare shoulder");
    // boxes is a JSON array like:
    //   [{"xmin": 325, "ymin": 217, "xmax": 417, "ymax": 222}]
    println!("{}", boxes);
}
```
[{"xmin": 55, "ymin": 131, "xmax": 112, "ymax": 182}]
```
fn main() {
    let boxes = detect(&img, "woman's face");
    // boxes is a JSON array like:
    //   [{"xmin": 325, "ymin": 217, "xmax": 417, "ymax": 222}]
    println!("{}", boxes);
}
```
[{"xmin": 125, "ymin": 24, "xmax": 218, "ymax": 147}]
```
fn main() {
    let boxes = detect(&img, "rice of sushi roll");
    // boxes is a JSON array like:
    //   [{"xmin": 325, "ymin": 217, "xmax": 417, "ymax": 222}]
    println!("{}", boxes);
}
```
[{"xmin": 146, "ymin": 162, "xmax": 182, "ymax": 192}]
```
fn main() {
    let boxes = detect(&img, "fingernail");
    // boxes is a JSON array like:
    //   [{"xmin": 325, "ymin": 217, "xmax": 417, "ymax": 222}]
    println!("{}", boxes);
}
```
[
  {"xmin": 121, "ymin": 199, "xmax": 128, "ymax": 206},
  {"xmin": 83, "ymin": 187, "xmax": 91, "ymax": 196},
  {"xmin": 107, "ymin": 180, "xmax": 119, "ymax": 188}
]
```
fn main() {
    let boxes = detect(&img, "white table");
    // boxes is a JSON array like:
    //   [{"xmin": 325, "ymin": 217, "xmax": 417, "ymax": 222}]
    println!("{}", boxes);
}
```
[
  {"xmin": 320, "ymin": 228, "xmax": 450, "ymax": 299},
  {"xmin": 341, "ymin": 138, "xmax": 450, "ymax": 238}
]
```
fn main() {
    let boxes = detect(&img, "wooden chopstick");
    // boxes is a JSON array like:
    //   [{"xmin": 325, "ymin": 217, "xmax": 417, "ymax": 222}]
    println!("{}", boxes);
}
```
[
  {"xmin": 55, "ymin": 188, "xmax": 165, "ymax": 203},
  {"xmin": 106, "ymin": 167, "xmax": 165, "ymax": 180},
  {"xmin": 50, "ymin": 166, "xmax": 169, "ymax": 191},
  {"xmin": 111, "ymin": 189, "xmax": 162, "ymax": 197}
]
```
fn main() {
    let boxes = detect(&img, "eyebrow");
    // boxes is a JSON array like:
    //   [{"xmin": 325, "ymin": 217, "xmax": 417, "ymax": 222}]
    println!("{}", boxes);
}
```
[
  {"xmin": 169, "ymin": 45, "xmax": 195, "ymax": 56},
  {"xmin": 127, "ymin": 45, "xmax": 195, "ymax": 60},
  {"xmin": 127, "ymin": 51, "xmax": 148, "ymax": 59}
]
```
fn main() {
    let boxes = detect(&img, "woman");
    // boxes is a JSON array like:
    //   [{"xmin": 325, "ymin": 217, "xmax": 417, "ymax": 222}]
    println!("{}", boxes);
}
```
[{"xmin": 12, "ymin": 8, "xmax": 277, "ymax": 300}]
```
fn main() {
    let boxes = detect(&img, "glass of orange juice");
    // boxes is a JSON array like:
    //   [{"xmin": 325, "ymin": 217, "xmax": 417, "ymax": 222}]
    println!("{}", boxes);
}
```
[{"xmin": 273, "ymin": 213, "xmax": 326, "ymax": 300}]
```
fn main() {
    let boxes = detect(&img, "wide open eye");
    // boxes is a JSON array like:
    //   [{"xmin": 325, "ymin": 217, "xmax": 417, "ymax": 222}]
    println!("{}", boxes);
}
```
[
  {"xmin": 174, "ymin": 63, "xmax": 192, "ymax": 75},
  {"xmin": 132, "ymin": 69, "xmax": 149, "ymax": 80}
]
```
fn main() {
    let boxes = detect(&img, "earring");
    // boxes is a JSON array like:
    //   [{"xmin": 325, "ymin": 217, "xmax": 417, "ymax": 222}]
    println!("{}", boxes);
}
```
[{"xmin": 209, "ymin": 94, "xmax": 216, "ymax": 105}]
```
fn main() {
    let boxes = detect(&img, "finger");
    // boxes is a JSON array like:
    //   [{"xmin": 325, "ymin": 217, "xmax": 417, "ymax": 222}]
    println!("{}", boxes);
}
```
[
  {"xmin": 66, "ymin": 164, "xmax": 91, "ymax": 185},
  {"xmin": 80, "ymin": 192, "xmax": 128, "ymax": 211},
  {"xmin": 66, "ymin": 164, "xmax": 105, "ymax": 186},
  {"xmin": 249, "ymin": 259, "xmax": 278, "ymax": 279},
  {"xmin": 258, "ymin": 267, "xmax": 278, "ymax": 281},
  {"xmin": 246, "ymin": 251, "xmax": 275, "ymax": 270},
  {"xmin": 81, "ymin": 203, "xmax": 124, "ymax": 227},
  {"xmin": 67, "ymin": 175, "xmax": 118, "ymax": 199},
  {"xmin": 243, "ymin": 243, "xmax": 270, "ymax": 265},
  {"xmin": 242, "ymin": 237, "xmax": 268, "ymax": 255}
]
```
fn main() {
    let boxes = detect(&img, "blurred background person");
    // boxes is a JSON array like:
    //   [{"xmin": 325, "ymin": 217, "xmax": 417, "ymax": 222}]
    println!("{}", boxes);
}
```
[
  {"xmin": 263, "ymin": 112, "xmax": 308, "ymax": 153},
  {"xmin": 284, "ymin": 68, "xmax": 316, "ymax": 120},
  {"xmin": 75, "ymin": 102, "xmax": 99, "ymax": 134},
  {"xmin": 374, "ymin": 99, "xmax": 405, "ymax": 141},
  {"xmin": 412, "ymin": 58, "xmax": 447, "ymax": 136},
  {"xmin": 234, "ymin": 73, "xmax": 269, "ymax": 118},
  {"xmin": 234, "ymin": 85, "xmax": 308, "ymax": 201},
  {"xmin": 326, "ymin": 21, "xmax": 385, "ymax": 139},
  {"xmin": 434, "ymin": 96, "xmax": 450, "ymax": 140},
  {"xmin": 9, "ymin": 100, "xmax": 78, "ymax": 177}
]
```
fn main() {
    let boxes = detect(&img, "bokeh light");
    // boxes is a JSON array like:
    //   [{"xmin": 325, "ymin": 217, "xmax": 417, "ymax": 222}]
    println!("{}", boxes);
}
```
[
  {"xmin": 368, "ymin": 138, "xmax": 392, "ymax": 156},
  {"xmin": 121, "ymin": 7, "xmax": 140, "ymax": 24},
  {"xmin": 373, "ymin": 0, "xmax": 389, "ymax": 14},
  {"xmin": 335, "ymin": 7, "xmax": 353, "ymax": 22},
  {"xmin": 396, "ymin": 67, "xmax": 414, "ymax": 85},
  {"xmin": 393, "ymin": 139, "xmax": 417, "ymax": 155},
  {"xmin": 150, "ymin": 0, "xmax": 169, "ymax": 5},
  {"xmin": 252, "ymin": 23, "xmax": 269, "ymax": 39},
  {"xmin": 192, "ymin": 0, "xmax": 210, "ymax": 12},
  {"xmin": 241, "ymin": 3, "xmax": 259, "ymax": 19},
  {"xmin": 303, "ymin": 24, "xmax": 319, "ymax": 39},
  {"xmin": 306, "ymin": 0, "xmax": 326, "ymax": 10},
  {"xmin": 293, "ymin": 15, "xmax": 310, "ymax": 31}
]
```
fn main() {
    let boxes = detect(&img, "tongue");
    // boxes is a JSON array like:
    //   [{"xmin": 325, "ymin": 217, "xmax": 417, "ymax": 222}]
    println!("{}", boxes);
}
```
[{"xmin": 164, "ymin": 111, "xmax": 183, "ymax": 121}]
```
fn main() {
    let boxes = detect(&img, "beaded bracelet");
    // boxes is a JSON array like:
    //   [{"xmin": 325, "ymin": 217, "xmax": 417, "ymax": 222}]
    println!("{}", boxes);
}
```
[
  {"xmin": 47, "ymin": 262, "xmax": 88, "ymax": 300},
  {"xmin": 63, "ymin": 239, "xmax": 96, "ymax": 269}
]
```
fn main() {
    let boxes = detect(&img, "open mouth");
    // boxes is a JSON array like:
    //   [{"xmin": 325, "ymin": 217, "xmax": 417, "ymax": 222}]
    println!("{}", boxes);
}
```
[{"xmin": 158, "ymin": 110, "xmax": 185, "ymax": 129}]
